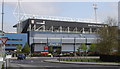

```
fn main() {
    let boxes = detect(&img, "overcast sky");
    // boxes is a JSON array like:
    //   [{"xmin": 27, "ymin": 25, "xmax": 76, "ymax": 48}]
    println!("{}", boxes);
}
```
[{"xmin": 0, "ymin": 1, "xmax": 118, "ymax": 33}]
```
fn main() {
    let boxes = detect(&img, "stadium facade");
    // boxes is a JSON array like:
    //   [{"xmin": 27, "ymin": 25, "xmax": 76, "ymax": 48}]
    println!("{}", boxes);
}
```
[
  {"xmin": 13, "ymin": 17, "xmax": 105, "ymax": 53},
  {"xmin": 0, "ymin": 33, "xmax": 27, "ymax": 51}
]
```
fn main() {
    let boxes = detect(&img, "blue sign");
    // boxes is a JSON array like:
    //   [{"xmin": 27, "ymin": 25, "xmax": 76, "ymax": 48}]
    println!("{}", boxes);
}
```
[
  {"xmin": 48, "ymin": 42, "xmax": 62, "ymax": 46},
  {"xmin": 44, "ymin": 49, "xmax": 48, "ymax": 51}
]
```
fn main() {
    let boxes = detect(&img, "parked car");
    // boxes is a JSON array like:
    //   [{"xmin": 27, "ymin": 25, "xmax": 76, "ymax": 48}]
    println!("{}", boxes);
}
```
[{"xmin": 17, "ymin": 54, "xmax": 26, "ymax": 60}]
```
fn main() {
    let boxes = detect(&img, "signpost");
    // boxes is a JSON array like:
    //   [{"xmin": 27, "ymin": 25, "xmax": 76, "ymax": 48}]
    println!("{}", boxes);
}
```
[
  {"xmin": 0, "ymin": 36, "xmax": 8, "ymax": 68},
  {"xmin": 0, "ymin": 37, "xmax": 8, "ymax": 44},
  {"xmin": 0, "ymin": 37, "xmax": 8, "ymax": 58},
  {"xmin": 44, "ymin": 46, "xmax": 48, "ymax": 51}
]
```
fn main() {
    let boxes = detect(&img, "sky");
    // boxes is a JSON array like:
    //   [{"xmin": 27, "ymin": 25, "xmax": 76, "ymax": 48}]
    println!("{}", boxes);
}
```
[{"xmin": 0, "ymin": 1, "xmax": 118, "ymax": 33}]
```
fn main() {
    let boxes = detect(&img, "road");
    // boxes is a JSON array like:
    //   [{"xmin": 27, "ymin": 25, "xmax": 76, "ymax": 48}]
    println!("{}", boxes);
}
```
[{"xmin": 8, "ymin": 57, "xmax": 119, "ymax": 69}]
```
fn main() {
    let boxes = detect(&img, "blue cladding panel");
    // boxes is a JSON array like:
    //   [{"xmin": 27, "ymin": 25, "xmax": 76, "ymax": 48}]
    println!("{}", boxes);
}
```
[
  {"xmin": 0, "ymin": 33, "xmax": 28, "ymax": 49},
  {"xmin": 5, "ymin": 46, "xmax": 17, "ymax": 49}
]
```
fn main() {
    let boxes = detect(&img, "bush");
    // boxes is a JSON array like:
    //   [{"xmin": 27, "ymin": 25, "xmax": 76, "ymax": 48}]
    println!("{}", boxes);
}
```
[
  {"xmin": 60, "ymin": 58, "xmax": 103, "ymax": 62},
  {"xmin": 31, "ymin": 53, "xmax": 49, "ymax": 57},
  {"xmin": 87, "ymin": 52, "xmax": 100, "ymax": 56},
  {"xmin": 70, "ymin": 53, "xmax": 74, "ymax": 56},
  {"xmin": 53, "ymin": 54, "xmax": 59, "ymax": 57},
  {"xmin": 100, "ymin": 55, "xmax": 120, "ymax": 62}
]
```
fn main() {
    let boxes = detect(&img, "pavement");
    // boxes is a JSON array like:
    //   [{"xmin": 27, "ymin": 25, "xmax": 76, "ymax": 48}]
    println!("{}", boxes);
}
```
[
  {"xmin": 11, "ymin": 56, "xmax": 100, "ymax": 59},
  {"xmin": 44, "ymin": 59, "xmax": 120, "ymax": 66},
  {"xmin": 0, "ymin": 61, "xmax": 3, "ymax": 69}
]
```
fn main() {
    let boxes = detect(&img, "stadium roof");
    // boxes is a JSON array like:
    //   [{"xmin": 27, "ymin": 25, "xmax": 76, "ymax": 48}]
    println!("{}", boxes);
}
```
[
  {"xmin": 26, "ymin": 16, "xmax": 102, "ymax": 24},
  {"xmin": 13, "ymin": 13, "xmax": 102, "ymax": 24}
]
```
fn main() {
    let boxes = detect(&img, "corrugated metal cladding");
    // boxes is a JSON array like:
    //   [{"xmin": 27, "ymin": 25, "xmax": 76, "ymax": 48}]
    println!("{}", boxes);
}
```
[
  {"xmin": 30, "ymin": 31, "xmax": 97, "ymax": 52},
  {"xmin": 32, "ymin": 38, "xmax": 96, "ymax": 43}
]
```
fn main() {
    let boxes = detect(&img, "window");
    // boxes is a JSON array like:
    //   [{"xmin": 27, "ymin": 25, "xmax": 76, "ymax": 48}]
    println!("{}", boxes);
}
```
[
  {"xmin": 5, "ymin": 44, "xmax": 22, "ymax": 46},
  {"xmin": 8, "ymin": 39, "xmax": 22, "ymax": 41}
]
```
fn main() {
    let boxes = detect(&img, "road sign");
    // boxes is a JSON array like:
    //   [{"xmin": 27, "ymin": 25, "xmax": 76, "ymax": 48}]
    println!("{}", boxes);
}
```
[
  {"xmin": 0, "ymin": 37, "xmax": 8, "ymax": 44},
  {"xmin": 44, "ymin": 46, "xmax": 48, "ymax": 49},
  {"xmin": 44, "ymin": 46, "xmax": 48, "ymax": 51}
]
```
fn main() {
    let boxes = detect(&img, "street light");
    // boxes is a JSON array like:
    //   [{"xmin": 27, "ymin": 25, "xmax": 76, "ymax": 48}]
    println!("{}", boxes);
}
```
[
  {"xmin": 59, "ymin": 38, "xmax": 62, "ymax": 62},
  {"xmin": 74, "ymin": 37, "xmax": 76, "ymax": 56},
  {"xmin": 84, "ymin": 36, "xmax": 87, "ymax": 45},
  {"xmin": 1, "ymin": 0, "xmax": 4, "ymax": 32},
  {"xmin": 93, "ymin": 3, "xmax": 98, "ymax": 23},
  {"xmin": 83, "ymin": 36, "xmax": 87, "ymax": 55}
]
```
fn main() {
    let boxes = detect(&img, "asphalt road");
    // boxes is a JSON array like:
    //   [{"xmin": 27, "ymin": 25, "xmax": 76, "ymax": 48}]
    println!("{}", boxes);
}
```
[{"xmin": 8, "ymin": 57, "xmax": 119, "ymax": 69}]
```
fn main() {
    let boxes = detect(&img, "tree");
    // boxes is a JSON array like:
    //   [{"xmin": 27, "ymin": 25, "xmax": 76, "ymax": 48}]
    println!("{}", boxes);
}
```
[
  {"xmin": 80, "ymin": 43, "xmax": 87, "ymax": 52},
  {"xmin": 22, "ymin": 43, "xmax": 30, "ymax": 54},
  {"xmin": 77, "ymin": 46, "xmax": 81, "ymax": 53},
  {"xmin": 89, "ymin": 43, "xmax": 96, "ymax": 52},
  {"xmin": 48, "ymin": 46, "xmax": 53, "ymax": 53},
  {"xmin": 16, "ymin": 44, "xmax": 22, "ymax": 52},
  {"xmin": 117, "ymin": 29, "xmax": 120, "ymax": 55},
  {"xmin": 56, "ymin": 47, "xmax": 61, "ymax": 54},
  {"xmin": 80, "ymin": 43, "xmax": 87, "ymax": 56},
  {"xmin": 96, "ymin": 17, "xmax": 118, "ymax": 55}
]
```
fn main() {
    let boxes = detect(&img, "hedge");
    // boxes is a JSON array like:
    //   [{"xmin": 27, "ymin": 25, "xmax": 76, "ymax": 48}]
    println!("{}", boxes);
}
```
[{"xmin": 100, "ymin": 55, "xmax": 120, "ymax": 62}]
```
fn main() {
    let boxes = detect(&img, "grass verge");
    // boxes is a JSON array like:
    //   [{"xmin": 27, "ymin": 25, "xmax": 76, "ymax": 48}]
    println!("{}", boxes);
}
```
[{"xmin": 58, "ymin": 58, "xmax": 117, "ymax": 63}]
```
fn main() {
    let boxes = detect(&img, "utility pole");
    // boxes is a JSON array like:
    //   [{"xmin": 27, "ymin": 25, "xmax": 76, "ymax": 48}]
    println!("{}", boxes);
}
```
[
  {"xmin": 1, "ymin": 0, "xmax": 8, "ymax": 68},
  {"xmin": 29, "ymin": 22, "xmax": 32, "ymax": 57},
  {"xmin": 93, "ymin": 3, "xmax": 98, "ymax": 23},
  {"xmin": 1, "ymin": 0, "xmax": 4, "ymax": 32},
  {"xmin": 1, "ymin": 0, "xmax": 5, "ymax": 68},
  {"xmin": 84, "ymin": 36, "xmax": 87, "ymax": 55}
]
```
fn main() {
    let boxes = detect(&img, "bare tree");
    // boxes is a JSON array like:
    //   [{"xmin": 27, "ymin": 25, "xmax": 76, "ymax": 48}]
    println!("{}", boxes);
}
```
[{"xmin": 96, "ymin": 17, "xmax": 118, "ymax": 55}]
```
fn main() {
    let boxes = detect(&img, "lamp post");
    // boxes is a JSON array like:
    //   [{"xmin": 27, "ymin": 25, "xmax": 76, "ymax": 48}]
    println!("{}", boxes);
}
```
[
  {"xmin": 1, "ymin": 0, "xmax": 4, "ymax": 32},
  {"xmin": 84, "ymin": 37, "xmax": 87, "ymax": 45},
  {"xmin": 74, "ymin": 37, "xmax": 76, "ymax": 56},
  {"xmin": 47, "ymin": 37, "xmax": 48, "ymax": 46},
  {"xmin": 29, "ymin": 23, "xmax": 32, "ymax": 58},
  {"xmin": 40, "ymin": 41, "xmax": 42, "ymax": 54},
  {"xmin": 83, "ymin": 36, "xmax": 87, "ymax": 56},
  {"xmin": 59, "ymin": 38, "xmax": 62, "ymax": 62},
  {"xmin": 93, "ymin": 3, "xmax": 98, "ymax": 23}
]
